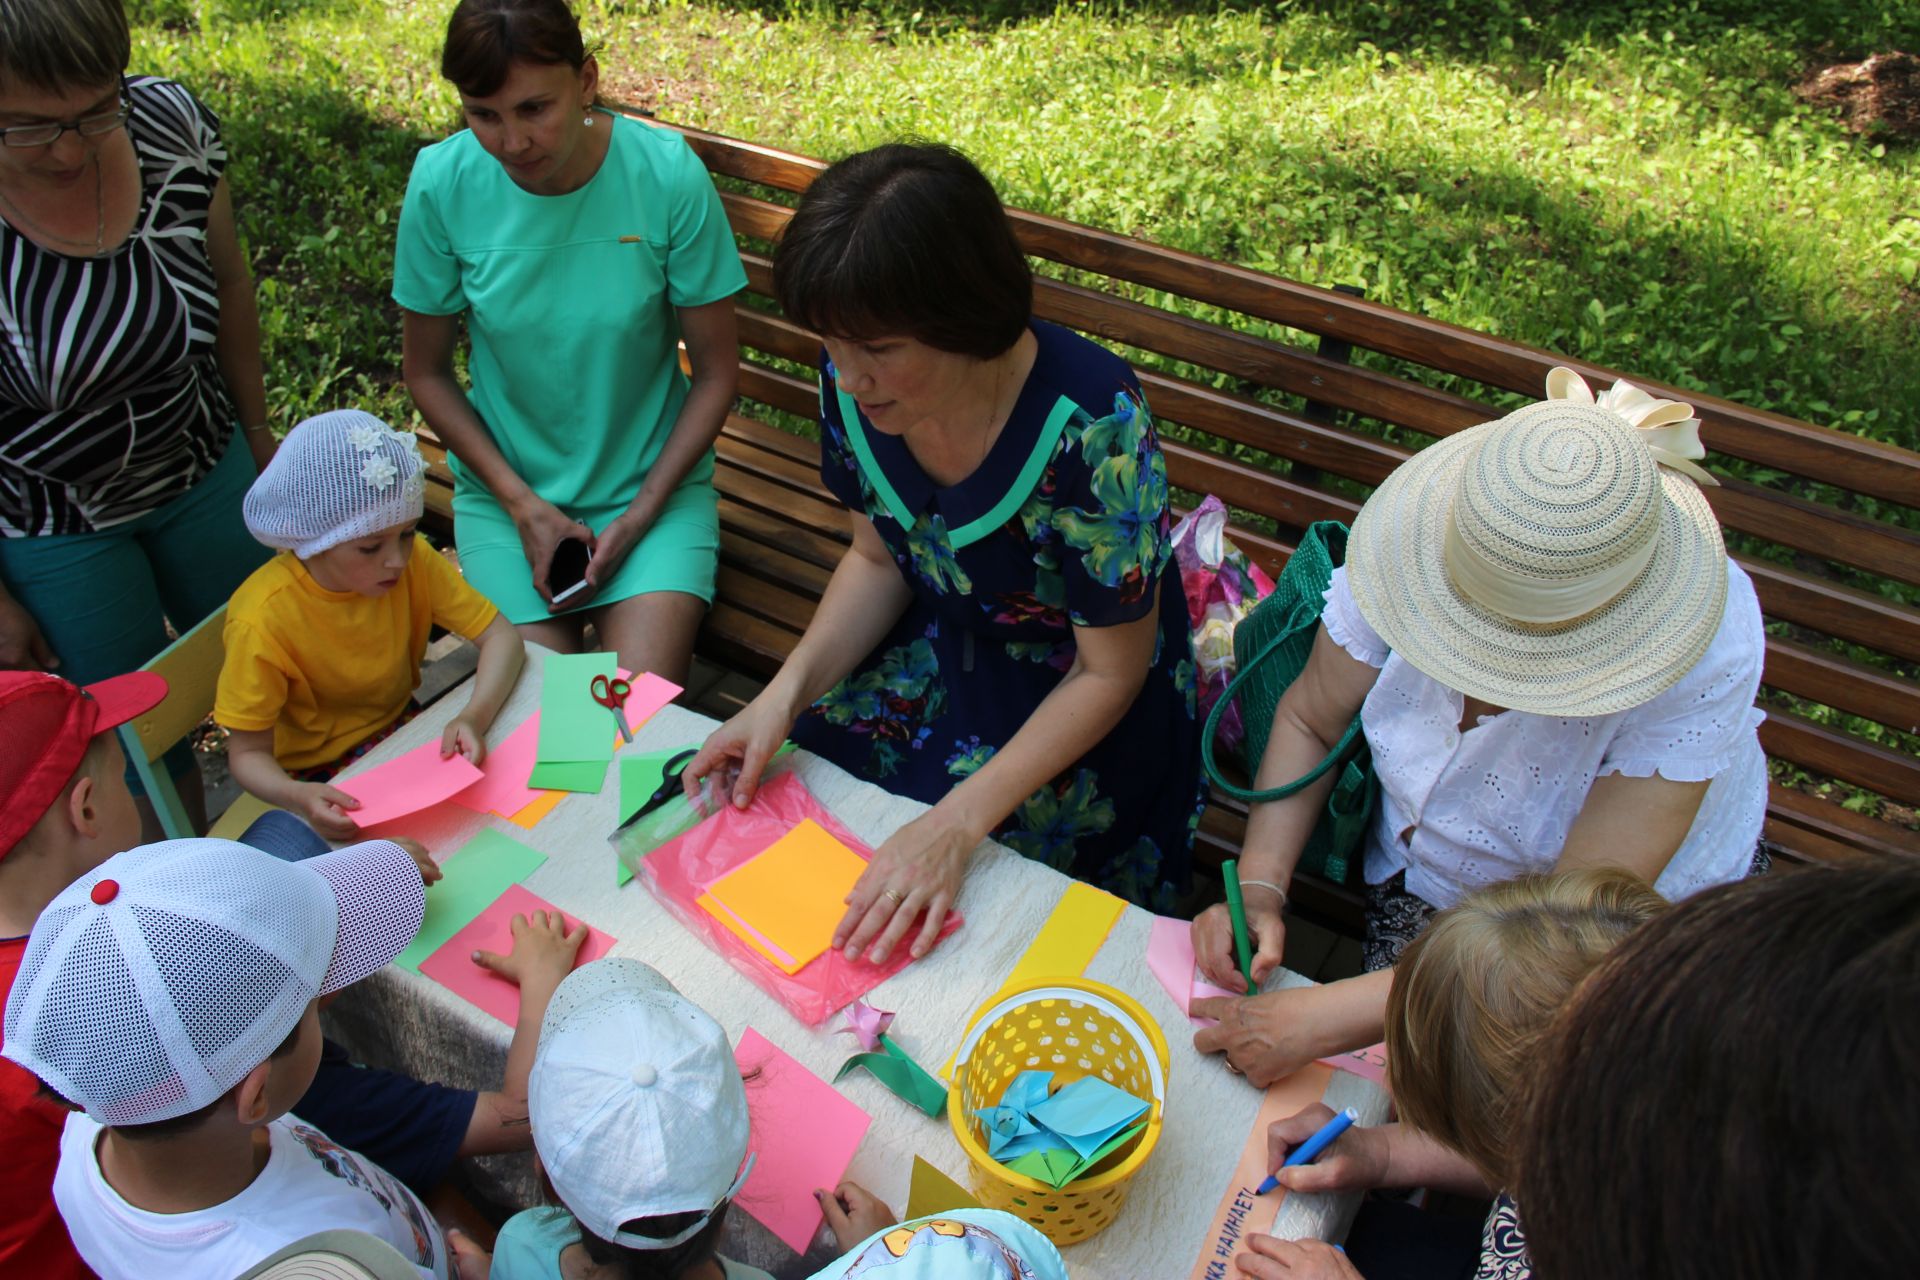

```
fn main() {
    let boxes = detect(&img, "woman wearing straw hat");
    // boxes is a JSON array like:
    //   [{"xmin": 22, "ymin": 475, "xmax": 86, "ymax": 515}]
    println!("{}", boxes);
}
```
[{"xmin": 1189, "ymin": 370, "xmax": 1769, "ymax": 1087}]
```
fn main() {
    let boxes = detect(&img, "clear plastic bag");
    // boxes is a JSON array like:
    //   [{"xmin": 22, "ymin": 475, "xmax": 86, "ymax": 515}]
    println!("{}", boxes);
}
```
[
  {"xmin": 628, "ymin": 771, "xmax": 962, "ymax": 1025},
  {"xmin": 1171, "ymin": 495, "xmax": 1277, "ymax": 753}
]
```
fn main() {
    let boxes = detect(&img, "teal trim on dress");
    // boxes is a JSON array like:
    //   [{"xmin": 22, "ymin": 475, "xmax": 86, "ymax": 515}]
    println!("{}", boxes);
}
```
[
  {"xmin": 836, "ymin": 387, "xmax": 1079, "ymax": 551},
  {"xmin": 947, "ymin": 394, "xmax": 1078, "ymax": 549},
  {"xmin": 836, "ymin": 385, "xmax": 916, "ymax": 530}
]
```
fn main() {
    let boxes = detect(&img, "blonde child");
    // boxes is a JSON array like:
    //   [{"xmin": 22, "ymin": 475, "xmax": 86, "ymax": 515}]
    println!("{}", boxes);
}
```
[
  {"xmin": 1235, "ymin": 870, "xmax": 1668, "ymax": 1280},
  {"xmin": 216, "ymin": 410, "xmax": 525, "ymax": 840}
]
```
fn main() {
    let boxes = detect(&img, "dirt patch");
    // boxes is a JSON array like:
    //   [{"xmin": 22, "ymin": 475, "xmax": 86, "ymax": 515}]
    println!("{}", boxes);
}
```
[{"xmin": 1796, "ymin": 51, "xmax": 1920, "ymax": 140}]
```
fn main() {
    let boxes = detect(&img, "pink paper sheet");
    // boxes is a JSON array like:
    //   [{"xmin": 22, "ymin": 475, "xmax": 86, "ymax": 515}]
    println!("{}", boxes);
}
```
[
  {"xmin": 618, "ymin": 671, "xmax": 681, "ymax": 734},
  {"xmin": 733, "ymin": 1028, "xmax": 872, "ymax": 1253},
  {"xmin": 638, "ymin": 772, "xmax": 961, "ymax": 1026},
  {"xmin": 447, "ymin": 713, "xmax": 548, "ymax": 819},
  {"xmin": 418, "ymin": 884, "xmax": 615, "ymax": 1025},
  {"xmin": 336, "ymin": 740, "xmax": 484, "ymax": 829},
  {"xmin": 1147, "ymin": 915, "xmax": 1390, "ymax": 1086}
]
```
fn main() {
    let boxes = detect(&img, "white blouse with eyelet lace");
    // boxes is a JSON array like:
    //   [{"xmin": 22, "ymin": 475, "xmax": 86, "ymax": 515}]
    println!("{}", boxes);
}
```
[{"xmin": 1320, "ymin": 562, "xmax": 1767, "ymax": 910}]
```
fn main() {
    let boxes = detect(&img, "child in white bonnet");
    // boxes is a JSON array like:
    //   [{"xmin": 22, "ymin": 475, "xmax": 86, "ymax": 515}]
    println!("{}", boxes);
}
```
[{"xmin": 214, "ymin": 410, "xmax": 524, "ymax": 840}]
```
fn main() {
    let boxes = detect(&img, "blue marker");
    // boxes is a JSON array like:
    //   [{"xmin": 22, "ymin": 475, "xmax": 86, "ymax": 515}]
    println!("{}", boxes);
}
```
[{"xmin": 1255, "ymin": 1107, "xmax": 1358, "ymax": 1195}]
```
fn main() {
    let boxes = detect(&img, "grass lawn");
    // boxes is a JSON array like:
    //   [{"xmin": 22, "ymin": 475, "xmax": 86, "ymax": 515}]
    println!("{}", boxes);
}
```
[
  {"xmin": 131, "ymin": 0, "xmax": 1918, "ymax": 817},
  {"xmin": 131, "ymin": 0, "xmax": 1918, "ymax": 452}
]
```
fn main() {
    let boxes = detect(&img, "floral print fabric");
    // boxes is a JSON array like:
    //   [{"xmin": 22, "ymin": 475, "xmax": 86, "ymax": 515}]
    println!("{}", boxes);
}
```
[{"xmin": 791, "ymin": 322, "xmax": 1204, "ymax": 910}]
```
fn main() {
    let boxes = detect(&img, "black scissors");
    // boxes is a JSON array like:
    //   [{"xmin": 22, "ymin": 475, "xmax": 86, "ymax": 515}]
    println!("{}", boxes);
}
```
[{"xmin": 614, "ymin": 747, "xmax": 698, "ymax": 834}]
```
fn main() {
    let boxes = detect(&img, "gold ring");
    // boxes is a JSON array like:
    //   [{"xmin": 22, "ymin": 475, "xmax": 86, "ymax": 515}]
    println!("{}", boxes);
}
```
[{"xmin": 882, "ymin": 888, "xmax": 905, "ymax": 905}]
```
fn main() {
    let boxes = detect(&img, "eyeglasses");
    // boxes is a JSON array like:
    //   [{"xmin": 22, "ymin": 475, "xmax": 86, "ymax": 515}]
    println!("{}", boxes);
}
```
[{"xmin": 0, "ymin": 86, "xmax": 130, "ymax": 149}]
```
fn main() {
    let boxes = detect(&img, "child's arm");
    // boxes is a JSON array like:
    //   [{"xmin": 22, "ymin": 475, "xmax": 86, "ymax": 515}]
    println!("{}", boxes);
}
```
[
  {"xmin": 458, "ymin": 908, "xmax": 587, "ymax": 1157},
  {"xmin": 817, "ymin": 1181, "xmax": 897, "ymax": 1252},
  {"xmin": 226, "ymin": 727, "xmax": 364, "ymax": 841},
  {"xmin": 1264, "ymin": 1104, "xmax": 1493, "ymax": 1197},
  {"xmin": 441, "ymin": 615, "xmax": 526, "ymax": 767}
]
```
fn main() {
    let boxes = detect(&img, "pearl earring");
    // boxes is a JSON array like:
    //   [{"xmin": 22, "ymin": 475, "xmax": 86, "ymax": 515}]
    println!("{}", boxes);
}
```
[{"xmin": 583, "ymin": 113, "xmax": 595, "ymax": 127}]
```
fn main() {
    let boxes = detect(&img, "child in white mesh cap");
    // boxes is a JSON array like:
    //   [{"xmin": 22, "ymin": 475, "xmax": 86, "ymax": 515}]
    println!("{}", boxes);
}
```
[
  {"xmin": 2, "ymin": 838, "xmax": 449, "ymax": 1279},
  {"xmin": 216, "ymin": 410, "xmax": 525, "ymax": 840},
  {"xmin": 448, "ymin": 956, "xmax": 777, "ymax": 1280}
]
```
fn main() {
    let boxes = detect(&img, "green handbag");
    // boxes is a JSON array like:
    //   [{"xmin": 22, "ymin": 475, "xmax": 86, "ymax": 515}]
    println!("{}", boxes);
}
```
[{"xmin": 1200, "ymin": 521, "xmax": 1378, "ymax": 886}]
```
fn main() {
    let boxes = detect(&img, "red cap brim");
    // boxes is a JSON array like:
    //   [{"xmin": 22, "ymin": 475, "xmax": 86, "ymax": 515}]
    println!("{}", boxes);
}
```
[{"xmin": 83, "ymin": 672, "xmax": 169, "ymax": 734}]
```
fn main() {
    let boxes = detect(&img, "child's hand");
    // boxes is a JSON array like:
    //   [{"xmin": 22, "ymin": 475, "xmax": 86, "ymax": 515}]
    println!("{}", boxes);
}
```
[
  {"xmin": 441, "ymin": 715, "xmax": 487, "ymax": 766},
  {"xmin": 473, "ymin": 909, "xmax": 586, "ymax": 992},
  {"xmin": 446, "ymin": 1227, "xmax": 492, "ymax": 1280},
  {"xmin": 390, "ymin": 836, "xmax": 442, "ymax": 886},
  {"xmin": 298, "ymin": 783, "xmax": 361, "ymax": 840},
  {"xmin": 1235, "ymin": 1235, "xmax": 1361, "ymax": 1279},
  {"xmin": 817, "ymin": 1180, "xmax": 896, "ymax": 1251},
  {"xmin": 1264, "ymin": 1105, "xmax": 1388, "ymax": 1194}
]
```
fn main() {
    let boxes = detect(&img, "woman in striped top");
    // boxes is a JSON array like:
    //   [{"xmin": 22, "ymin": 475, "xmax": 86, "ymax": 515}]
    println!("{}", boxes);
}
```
[{"xmin": 0, "ymin": 0, "xmax": 273, "ymax": 826}]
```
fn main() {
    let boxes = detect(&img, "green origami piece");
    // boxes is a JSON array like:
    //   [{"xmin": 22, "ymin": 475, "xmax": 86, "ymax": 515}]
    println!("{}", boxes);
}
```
[
  {"xmin": 1001, "ymin": 1121, "xmax": 1148, "ymax": 1188},
  {"xmin": 835, "ymin": 1034, "xmax": 949, "ymax": 1118}
]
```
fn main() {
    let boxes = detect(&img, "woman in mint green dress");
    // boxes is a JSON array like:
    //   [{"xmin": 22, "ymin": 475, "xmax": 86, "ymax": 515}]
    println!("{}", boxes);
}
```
[{"xmin": 394, "ymin": 0, "xmax": 746, "ymax": 681}]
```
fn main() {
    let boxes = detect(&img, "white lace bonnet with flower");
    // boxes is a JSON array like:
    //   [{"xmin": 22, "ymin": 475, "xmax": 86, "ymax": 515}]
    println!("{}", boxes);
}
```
[{"xmin": 242, "ymin": 409, "xmax": 428, "ymax": 558}]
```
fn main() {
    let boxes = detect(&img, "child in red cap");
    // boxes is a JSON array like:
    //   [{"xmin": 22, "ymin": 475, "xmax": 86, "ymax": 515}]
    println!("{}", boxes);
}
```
[{"xmin": 0, "ymin": 670, "xmax": 168, "ymax": 1279}]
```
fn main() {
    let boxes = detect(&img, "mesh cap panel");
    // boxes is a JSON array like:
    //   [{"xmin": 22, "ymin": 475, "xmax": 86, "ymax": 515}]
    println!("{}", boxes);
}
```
[
  {"xmin": 1, "ymin": 839, "xmax": 422, "ymax": 1126},
  {"xmin": 244, "ymin": 410, "xmax": 427, "ymax": 558}
]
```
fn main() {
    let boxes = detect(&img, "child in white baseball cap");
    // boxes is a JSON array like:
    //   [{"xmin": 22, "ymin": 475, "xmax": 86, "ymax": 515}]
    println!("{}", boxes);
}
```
[
  {"xmin": 1, "ymin": 837, "xmax": 449, "ymax": 1280},
  {"xmin": 451, "ymin": 956, "xmax": 771, "ymax": 1280},
  {"xmin": 216, "ymin": 409, "xmax": 525, "ymax": 841}
]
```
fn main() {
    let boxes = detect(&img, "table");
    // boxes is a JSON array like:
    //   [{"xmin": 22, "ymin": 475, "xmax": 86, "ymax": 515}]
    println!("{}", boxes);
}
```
[{"xmin": 324, "ymin": 647, "xmax": 1389, "ymax": 1279}]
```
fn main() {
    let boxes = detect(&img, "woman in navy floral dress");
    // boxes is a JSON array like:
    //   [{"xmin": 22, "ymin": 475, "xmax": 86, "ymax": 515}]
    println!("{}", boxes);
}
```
[{"xmin": 687, "ymin": 144, "xmax": 1203, "ymax": 963}]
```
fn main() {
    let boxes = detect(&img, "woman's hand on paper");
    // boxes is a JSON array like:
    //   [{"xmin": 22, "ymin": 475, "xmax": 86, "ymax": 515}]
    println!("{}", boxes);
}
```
[
  {"xmin": 835, "ymin": 807, "xmax": 976, "ymax": 965},
  {"xmin": 817, "ymin": 1181, "xmax": 895, "ymax": 1251},
  {"xmin": 1192, "ymin": 986, "xmax": 1331, "ymax": 1089},
  {"xmin": 1193, "ymin": 892, "xmax": 1287, "ymax": 990},
  {"xmin": 684, "ymin": 693, "xmax": 795, "ymax": 811},
  {"xmin": 1264, "ymin": 1104, "xmax": 1388, "ymax": 1194},
  {"xmin": 1235, "ymin": 1236, "xmax": 1362, "ymax": 1279}
]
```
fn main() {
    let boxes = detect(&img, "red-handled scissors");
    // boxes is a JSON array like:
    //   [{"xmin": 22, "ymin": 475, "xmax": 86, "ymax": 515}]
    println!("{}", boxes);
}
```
[{"xmin": 590, "ymin": 673, "xmax": 634, "ymax": 744}]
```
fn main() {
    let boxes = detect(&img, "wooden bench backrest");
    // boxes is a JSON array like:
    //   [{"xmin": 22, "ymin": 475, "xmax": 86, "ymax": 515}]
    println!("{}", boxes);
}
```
[{"xmin": 661, "ymin": 121, "xmax": 1920, "ymax": 861}]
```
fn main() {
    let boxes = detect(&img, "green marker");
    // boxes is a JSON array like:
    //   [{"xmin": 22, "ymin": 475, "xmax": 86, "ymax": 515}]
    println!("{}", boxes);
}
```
[{"xmin": 1222, "ymin": 857, "xmax": 1256, "ymax": 996}]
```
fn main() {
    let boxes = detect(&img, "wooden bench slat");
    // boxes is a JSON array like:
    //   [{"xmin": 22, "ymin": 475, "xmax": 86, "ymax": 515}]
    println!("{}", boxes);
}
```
[
  {"xmin": 1759, "ymin": 710, "xmax": 1920, "ymax": 807},
  {"xmin": 1764, "ymin": 782, "xmax": 1920, "ymax": 859},
  {"xmin": 1739, "ymin": 557, "xmax": 1920, "ymax": 665},
  {"xmin": 1761, "ymin": 638, "xmax": 1920, "ymax": 735},
  {"xmin": 698, "ymin": 600, "xmax": 799, "ymax": 677}
]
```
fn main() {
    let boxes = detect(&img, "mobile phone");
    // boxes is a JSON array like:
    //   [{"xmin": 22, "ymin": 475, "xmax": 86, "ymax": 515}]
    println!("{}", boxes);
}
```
[{"xmin": 548, "ymin": 536, "xmax": 592, "ymax": 604}]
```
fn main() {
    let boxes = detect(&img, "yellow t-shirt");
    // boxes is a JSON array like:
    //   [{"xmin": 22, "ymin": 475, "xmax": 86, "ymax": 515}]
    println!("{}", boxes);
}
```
[{"xmin": 215, "ymin": 537, "xmax": 500, "ymax": 771}]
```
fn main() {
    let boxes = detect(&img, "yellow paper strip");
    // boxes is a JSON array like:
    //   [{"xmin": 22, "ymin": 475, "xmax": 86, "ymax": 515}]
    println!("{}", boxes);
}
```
[
  {"xmin": 501, "ymin": 789, "xmax": 566, "ymax": 829},
  {"xmin": 1187, "ymin": 1062, "xmax": 1336, "ymax": 1280},
  {"xmin": 906, "ymin": 1155, "xmax": 982, "ymax": 1221},
  {"xmin": 945, "ymin": 880, "xmax": 1126, "ymax": 1076}
]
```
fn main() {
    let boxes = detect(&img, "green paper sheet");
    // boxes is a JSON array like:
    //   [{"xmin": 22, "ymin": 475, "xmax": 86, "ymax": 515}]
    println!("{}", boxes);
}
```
[
  {"xmin": 618, "ymin": 750, "xmax": 686, "ymax": 824},
  {"xmin": 835, "ymin": 1034, "xmax": 949, "ymax": 1118},
  {"xmin": 394, "ymin": 829, "xmax": 547, "ymax": 971},
  {"xmin": 527, "ymin": 758, "xmax": 611, "ymax": 794},
  {"xmin": 1001, "ymin": 1121, "xmax": 1147, "ymax": 1188},
  {"xmin": 536, "ymin": 653, "xmax": 619, "ymax": 767}
]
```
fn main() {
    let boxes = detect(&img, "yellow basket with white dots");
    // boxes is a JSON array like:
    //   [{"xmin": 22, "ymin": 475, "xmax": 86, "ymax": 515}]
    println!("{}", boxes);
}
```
[{"xmin": 946, "ymin": 978, "xmax": 1170, "ymax": 1247}]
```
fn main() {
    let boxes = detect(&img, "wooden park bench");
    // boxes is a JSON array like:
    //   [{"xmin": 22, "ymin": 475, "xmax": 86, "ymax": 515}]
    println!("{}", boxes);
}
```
[{"xmin": 414, "ymin": 117, "xmax": 1920, "ymax": 936}]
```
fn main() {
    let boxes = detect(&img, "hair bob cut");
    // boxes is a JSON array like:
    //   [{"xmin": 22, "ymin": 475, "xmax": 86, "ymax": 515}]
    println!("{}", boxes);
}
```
[
  {"xmin": 1384, "ymin": 868, "xmax": 1667, "ymax": 1187},
  {"xmin": 1514, "ymin": 862, "xmax": 1920, "ymax": 1280},
  {"xmin": 0, "ymin": 0, "xmax": 130, "ymax": 96},
  {"xmin": 773, "ymin": 142, "xmax": 1033, "ymax": 360},
  {"xmin": 440, "ymin": 0, "xmax": 590, "ymax": 99}
]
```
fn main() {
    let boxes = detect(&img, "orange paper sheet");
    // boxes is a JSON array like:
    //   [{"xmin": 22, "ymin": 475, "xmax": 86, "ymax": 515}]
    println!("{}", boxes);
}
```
[
  {"xmin": 502, "ymin": 788, "xmax": 567, "ymax": 829},
  {"xmin": 698, "ymin": 819, "xmax": 867, "ymax": 975},
  {"xmin": 1188, "ymin": 1062, "xmax": 1336, "ymax": 1280}
]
